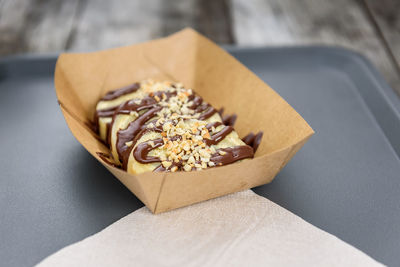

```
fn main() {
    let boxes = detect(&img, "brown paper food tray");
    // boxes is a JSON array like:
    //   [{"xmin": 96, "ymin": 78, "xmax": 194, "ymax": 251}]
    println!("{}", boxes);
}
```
[{"xmin": 54, "ymin": 28, "xmax": 314, "ymax": 214}]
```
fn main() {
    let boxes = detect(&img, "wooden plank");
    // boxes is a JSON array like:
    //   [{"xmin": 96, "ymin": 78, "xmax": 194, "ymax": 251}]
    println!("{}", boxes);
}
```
[
  {"xmin": 364, "ymin": 0, "xmax": 400, "ymax": 74},
  {"xmin": 0, "ymin": 0, "xmax": 233, "ymax": 54},
  {"xmin": 66, "ymin": 0, "xmax": 165, "ymax": 51},
  {"xmin": 0, "ymin": 0, "xmax": 80, "ymax": 56},
  {"xmin": 195, "ymin": 0, "xmax": 234, "ymax": 43},
  {"xmin": 0, "ymin": 0, "xmax": 32, "ymax": 55},
  {"xmin": 67, "ymin": 0, "xmax": 233, "ymax": 51},
  {"xmin": 26, "ymin": 0, "xmax": 80, "ymax": 52},
  {"xmin": 230, "ymin": 0, "xmax": 400, "ymax": 95},
  {"xmin": 160, "ymin": 0, "xmax": 233, "ymax": 44}
]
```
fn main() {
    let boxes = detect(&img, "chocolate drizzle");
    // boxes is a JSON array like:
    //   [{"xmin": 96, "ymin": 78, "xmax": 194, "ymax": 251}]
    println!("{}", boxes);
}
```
[
  {"xmin": 131, "ymin": 119, "xmax": 252, "ymax": 171},
  {"xmin": 188, "ymin": 95, "xmax": 217, "ymax": 120},
  {"xmin": 93, "ymin": 83, "xmax": 141, "ymax": 138},
  {"xmin": 116, "ymin": 106, "xmax": 162, "ymax": 168},
  {"xmin": 133, "ymin": 143, "xmax": 254, "ymax": 172},
  {"xmin": 222, "ymin": 114, "xmax": 237, "ymax": 126},
  {"xmin": 113, "ymin": 92, "xmax": 219, "ymax": 168},
  {"xmin": 242, "ymin": 132, "xmax": 263, "ymax": 153},
  {"xmin": 204, "ymin": 124, "xmax": 234, "ymax": 146},
  {"xmin": 153, "ymin": 164, "xmax": 166, "ymax": 172},
  {"xmin": 197, "ymin": 107, "xmax": 216, "ymax": 120},
  {"xmin": 134, "ymin": 138, "xmax": 164, "ymax": 163},
  {"xmin": 96, "ymin": 152, "xmax": 120, "ymax": 168},
  {"xmin": 94, "ymin": 81, "xmax": 263, "ymax": 172},
  {"xmin": 217, "ymin": 107, "xmax": 237, "ymax": 126},
  {"xmin": 96, "ymin": 106, "xmax": 118, "ymax": 118},
  {"xmin": 210, "ymin": 146, "xmax": 254, "ymax": 165},
  {"xmin": 101, "ymin": 83, "xmax": 140, "ymax": 101},
  {"xmin": 116, "ymin": 97, "xmax": 157, "ymax": 115}
]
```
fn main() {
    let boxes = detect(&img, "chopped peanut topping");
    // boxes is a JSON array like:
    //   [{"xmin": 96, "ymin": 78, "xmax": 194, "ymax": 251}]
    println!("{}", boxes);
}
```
[
  {"xmin": 183, "ymin": 164, "xmax": 192, "ymax": 172},
  {"xmin": 128, "ymin": 80, "xmax": 232, "ymax": 172},
  {"xmin": 162, "ymin": 161, "xmax": 172, "ymax": 168},
  {"xmin": 125, "ymin": 141, "xmax": 133, "ymax": 147},
  {"xmin": 171, "ymin": 166, "xmax": 178, "ymax": 172}
]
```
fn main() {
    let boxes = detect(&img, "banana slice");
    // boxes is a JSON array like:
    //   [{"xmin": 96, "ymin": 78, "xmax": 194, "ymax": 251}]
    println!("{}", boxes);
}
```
[{"xmin": 94, "ymin": 80, "xmax": 174, "ymax": 142}]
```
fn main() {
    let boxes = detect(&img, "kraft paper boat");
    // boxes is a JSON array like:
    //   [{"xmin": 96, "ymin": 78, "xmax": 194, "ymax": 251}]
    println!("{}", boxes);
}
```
[{"xmin": 54, "ymin": 28, "xmax": 314, "ymax": 214}]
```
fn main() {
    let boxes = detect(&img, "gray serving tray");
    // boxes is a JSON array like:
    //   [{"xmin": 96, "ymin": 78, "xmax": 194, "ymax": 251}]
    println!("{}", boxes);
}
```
[{"xmin": 1, "ymin": 47, "xmax": 399, "ymax": 266}]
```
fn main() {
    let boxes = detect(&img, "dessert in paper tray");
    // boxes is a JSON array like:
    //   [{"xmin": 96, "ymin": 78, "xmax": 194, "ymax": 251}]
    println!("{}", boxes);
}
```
[{"xmin": 54, "ymin": 28, "xmax": 314, "ymax": 213}]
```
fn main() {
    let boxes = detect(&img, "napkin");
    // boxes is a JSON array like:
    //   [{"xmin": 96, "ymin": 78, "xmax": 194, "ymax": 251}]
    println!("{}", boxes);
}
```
[{"xmin": 37, "ymin": 190, "xmax": 383, "ymax": 266}]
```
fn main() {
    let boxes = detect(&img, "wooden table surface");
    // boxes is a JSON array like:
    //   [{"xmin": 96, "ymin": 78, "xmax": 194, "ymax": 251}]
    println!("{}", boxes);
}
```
[{"xmin": 0, "ymin": 0, "xmax": 399, "ymax": 95}]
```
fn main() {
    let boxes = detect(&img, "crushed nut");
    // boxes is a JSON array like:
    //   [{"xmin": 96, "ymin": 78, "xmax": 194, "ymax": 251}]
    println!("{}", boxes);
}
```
[
  {"xmin": 162, "ymin": 161, "xmax": 172, "ymax": 168},
  {"xmin": 128, "ymin": 81, "xmax": 236, "ymax": 172},
  {"xmin": 125, "ymin": 141, "xmax": 133, "ymax": 147},
  {"xmin": 183, "ymin": 164, "xmax": 192, "ymax": 172},
  {"xmin": 130, "ymin": 111, "xmax": 139, "ymax": 117},
  {"xmin": 171, "ymin": 166, "xmax": 178, "ymax": 172}
]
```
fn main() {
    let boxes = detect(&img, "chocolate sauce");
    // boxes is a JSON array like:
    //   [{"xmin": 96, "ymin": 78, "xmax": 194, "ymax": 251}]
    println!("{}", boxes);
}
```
[
  {"xmin": 131, "ymin": 120, "xmax": 249, "ymax": 170},
  {"xmin": 133, "ymin": 138, "xmax": 164, "ymax": 163},
  {"xmin": 217, "ymin": 107, "xmax": 237, "ymax": 126},
  {"xmin": 133, "ymin": 144, "xmax": 253, "ymax": 172},
  {"xmin": 204, "ymin": 125, "xmax": 234, "ymax": 146},
  {"xmin": 105, "ymin": 121, "xmax": 111, "ymax": 145},
  {"xmin": 242, "ymin": 131, "xmax": 263, "ymax": 153},
  {"xmin": 189, "ymin": 95, "xmax": 203, "ymax": 108},
  {"xmin": 203, "ymin": 122, "xmax": 234, "ymax": 145},
  {"xmin": 116, "ymin": 107, "xmax": 162, "ymax": 167},
  {"xmin": 222, "ymin": 114, "xmax": 237, "ymax": 126},
  {"xmin": 101, "ymin": 83, "xmax": 140, "ymax": 101},
  {"xmin": 93, "ymin": 106, "xmax": 117, "ymax": 135},
  {"xmin": 96, "ymin": 152, "xmax": 120, "ymax": 168},
  {"xmin": 197, "ymin": 106, "xmax": 217, "ymax": 120},
  {"xmin": 116, "ymin": 97, "xmax": 157, "ymax": 115},
  {"xmin": 194, "ymin": 102, "xmax": 208, "ymax": 112},
  {"xmin": 95, "ymin": 82, "xmax": 262, "ymax": 172},
  {"xmin": 211, "ymin": 146, "xmax": 254, "ymax": 165},
  {"xmin": 206, "ymin": 121, "xmax": 223, "ymax": 129},
  {"xmin": 153, "ymin": 164, "xmax": 166, "ymax": 172},
  {"xmin": 114, "ymin": 92, "xmax": 218, "ymax": 168},
  {"xmin": 242, "ymin": 133, "xmax": 254, "ymax": 145},
  {"xmin": 96, "ymin": 106, "xmax": 118, "ymax": 117},
  {"xmin": 94, "ymin": 84, "xmax": 145, "ymax": 134},
  {"xmin": 86, "ymin": 120, "xmax": 98, "ymax": 133},
  {"xmin": 187, "ymin": 95, "xmax": 217, "ymax": 120},
  {"xmin": 107, "ymin": 92, "xmax": 171, "ymax": 147}
]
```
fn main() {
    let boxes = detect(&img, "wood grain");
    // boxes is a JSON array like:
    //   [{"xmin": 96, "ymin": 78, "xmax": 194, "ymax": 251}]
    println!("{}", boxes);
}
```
[
  {"xmin": 65, "ymin": 0, "xmax": 163, "ymax": 51},
  {"xmin": 364, "ymin": 0, "xmax": 400, "ymax": 73},
  {"xmin": 0, "ymin": 0, "xmax": 80, "ymax": 55},
  {"xmin": 0, "ymin": 0, "xmax": 399, "ymax": 95},
  {"xmin": 230, "ymin": 0, "xmax": 400, "ymax": 95},
  {"xmin": 0, "ymin": 0, "xmax": 32, "ymax": 55},
  {"xmin": 67, "ymin": 0, "xmax": 233, "ymax": 51},
  {"xmin": 161, "ymin": 0, "xmax": 233, "ymax": 44}
]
